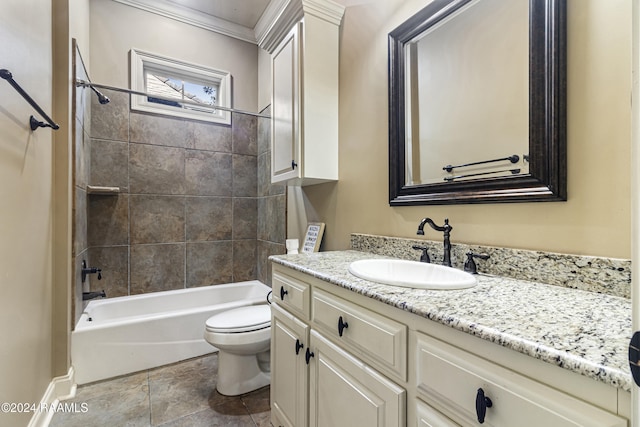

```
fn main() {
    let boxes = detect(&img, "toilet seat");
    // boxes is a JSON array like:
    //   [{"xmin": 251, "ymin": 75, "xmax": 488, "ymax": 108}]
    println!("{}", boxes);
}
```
[{"xmin": 205, "ymin": 305, "xmax": 271, "ymax": 333}]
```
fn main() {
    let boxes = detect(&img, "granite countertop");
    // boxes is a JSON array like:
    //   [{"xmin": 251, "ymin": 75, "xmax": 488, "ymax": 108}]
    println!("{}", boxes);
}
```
[{"xmin": 270, "ymin": 250, "xmax": 633, "ymax": 391}]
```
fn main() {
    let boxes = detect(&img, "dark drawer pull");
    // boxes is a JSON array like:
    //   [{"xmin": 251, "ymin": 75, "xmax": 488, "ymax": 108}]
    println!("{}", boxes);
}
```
[
  {"xmin": 280, "ymin": 286, "xmax": 288, "ymax": 300},
  {"xmin": 338, "ymin": 316, "xmax": 349, "ymax": 337},
  {"xmin": 475, "ymin": 388, "xmax": 493, "ymax": 424},
  {"xmin": 295, "ymin": 339, "xmax": 304, "ymax": 355}
]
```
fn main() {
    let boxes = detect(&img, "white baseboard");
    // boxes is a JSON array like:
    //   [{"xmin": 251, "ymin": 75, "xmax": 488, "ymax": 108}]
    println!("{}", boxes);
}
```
[{"xmin": 27, "ymin": 367, "xmax": 76, "ymax": 427}]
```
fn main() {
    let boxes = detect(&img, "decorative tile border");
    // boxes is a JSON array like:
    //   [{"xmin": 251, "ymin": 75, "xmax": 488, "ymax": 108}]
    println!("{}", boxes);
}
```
[{"xmin": 350, "ymin": 233, "xmax": 631, "ymax": 298}]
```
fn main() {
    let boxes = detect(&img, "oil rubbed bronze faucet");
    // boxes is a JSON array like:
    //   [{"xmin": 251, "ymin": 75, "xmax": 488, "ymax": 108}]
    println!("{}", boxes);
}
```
[{"xmin": 417, "ymin": 218, "xmax": 452, "ymax": 267}]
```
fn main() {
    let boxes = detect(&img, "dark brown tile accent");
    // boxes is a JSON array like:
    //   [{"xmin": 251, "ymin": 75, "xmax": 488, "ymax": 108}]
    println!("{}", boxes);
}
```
[
  {"xmin": 256, "ymin": 107, "xmax": 270, "ymax": 156},
  {"xmin": 90, "ymin": 138, "xmax": 128, "ymax": 190},
  {"xmin": 130, "ymin": 195, "xmax": 185, "ymax": 244},
  {"xmin": 74, "ymin": 186, "xmax": 88, "ymax": 256},
  {"xmin": 130, "ymin": 143, "xmax": 185, "ymax": 195},
  {"xmin": 232, "ymin": 113, "xmax": 257, "ymax": 155},
  {"xmin": 257, "ymin": 240, "xmax": 285, "ymax": 286},
  {"xmin": 74, "ymin": 117, "xmax": 89, "ymax": 189},
  {"xmin": 91, "ymin": 89, "xmax": 129, "ymax": 142},
  {"xmin": 233, "ymin": 154, "xmax": 257, "ymax": 197},
  {"xmin": 186, "ymin": 241, "xmax": 233, "ymax": 287},
  {"xmin": 186, "ymin": 197, "xmax": 232, "ymax": 242},
  {"xmin": 185, "ymin": 150, "xmax": 232, "ymax": 196},
  {"xmin": 130, "ymin": 244, "xmax": 185, "ymax": 294},
  {"xmin": 88, "ymin": 194, "xmax": 129, "ymax": 247},
  {"xmin": 88, "ymin": 246, "xmax": 129, "ymax": 298},
  {"xmin": 233, "ymin": 240, "xmax": 257, "ymax": 282},
  {"xmin": 233, "ymin": 198, "xmax": 257, "ymax": 240},
  {"xmin": 258, "ymin": 195, "xmax": 286, "ymax": 243},
  {"xmin": 190, "ymin": 120, "xmax": 232, "ymax": 153},
  {"xmin": 130, "ymin": 112, "xmax": 190, "ymax": 148}
]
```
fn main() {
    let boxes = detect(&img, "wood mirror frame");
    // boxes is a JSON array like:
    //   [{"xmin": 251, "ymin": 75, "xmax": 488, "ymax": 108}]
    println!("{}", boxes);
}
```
[{"xmin": 388, "ymin": 0, "xmax": 566, "ymax": 206}]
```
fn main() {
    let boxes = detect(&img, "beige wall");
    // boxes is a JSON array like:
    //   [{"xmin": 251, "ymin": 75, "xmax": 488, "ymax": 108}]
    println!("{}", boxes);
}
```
[
  {"xmin": 0, "ymin": 0, "xmax": 54, "ymax": 424},
  {"xmin": 89, "ymin": 0, "xmax": 259, "ymax": 112},
  {"xmin": 298, "ymin": 0, "xmax": 632, "ymax": 259}
]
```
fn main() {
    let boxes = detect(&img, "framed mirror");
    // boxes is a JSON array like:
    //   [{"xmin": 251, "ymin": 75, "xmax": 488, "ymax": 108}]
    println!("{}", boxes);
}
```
[{"xmin": 388, "ymin": 0, "xmax": 566, "ymax": 205}]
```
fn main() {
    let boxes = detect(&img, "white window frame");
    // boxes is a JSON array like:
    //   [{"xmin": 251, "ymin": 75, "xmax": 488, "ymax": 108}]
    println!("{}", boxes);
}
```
[{"xmin": 130, "ymin": 48, "xmax": 232, "ymax": 125}]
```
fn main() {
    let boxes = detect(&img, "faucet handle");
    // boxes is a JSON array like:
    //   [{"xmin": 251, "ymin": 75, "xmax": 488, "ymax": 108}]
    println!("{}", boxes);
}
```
[
  {"xmin": 412, "ymin": 245, "xmax": 430, "ymax": 263},
  {"xmin": 464, "ymin": 252, "xmax": 490, "ymax": 274}
]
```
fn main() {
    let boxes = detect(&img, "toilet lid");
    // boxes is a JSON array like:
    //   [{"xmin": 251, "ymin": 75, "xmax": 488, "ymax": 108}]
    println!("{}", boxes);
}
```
[{"xmin": 205, "ymin": 304, "xmax": 271, "ymax": 333}]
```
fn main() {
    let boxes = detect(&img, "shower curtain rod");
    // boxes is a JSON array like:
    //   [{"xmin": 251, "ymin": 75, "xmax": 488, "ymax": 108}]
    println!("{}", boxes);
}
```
[{"xmin": 75, "ymin": 79, "xmax": 271, "ymax": 119}]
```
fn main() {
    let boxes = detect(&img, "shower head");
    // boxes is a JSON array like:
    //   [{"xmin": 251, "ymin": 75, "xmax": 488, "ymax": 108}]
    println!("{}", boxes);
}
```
[
  {"xmin": 76, "ymin": 79, "xmax": 110, "ymax": 104},
  {"xmin": 90, "ymin": 86, "xmax": 110, "ymax": 104}
]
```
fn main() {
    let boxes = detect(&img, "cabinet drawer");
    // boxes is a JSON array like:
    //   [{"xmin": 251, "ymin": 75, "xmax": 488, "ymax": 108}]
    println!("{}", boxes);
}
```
[
  {"xmin": 272, "ymin": 269, "xmax": 311, "ymax": 320},
  {"xmin": 416, "ymin": 399, "xmax": 460, "ymax": 427},
  {"xmin": 415, "ymin": 332, "xmax": 626, "ymax": 427},
  {"xmin": 312, "ymin": 288, "xmax": 407, "ymax": 380}
]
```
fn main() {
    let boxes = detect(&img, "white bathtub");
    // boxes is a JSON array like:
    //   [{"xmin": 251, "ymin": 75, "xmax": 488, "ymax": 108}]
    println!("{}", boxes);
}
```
[{"xmin": 71, "ymin": 280, "xmax": 271, "ymax": 384}]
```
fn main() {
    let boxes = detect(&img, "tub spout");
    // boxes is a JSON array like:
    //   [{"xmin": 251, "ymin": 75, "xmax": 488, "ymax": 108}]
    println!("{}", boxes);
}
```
[{"xmin": 83, "ymin": 290, "xmax": 106, "ymax": 301}]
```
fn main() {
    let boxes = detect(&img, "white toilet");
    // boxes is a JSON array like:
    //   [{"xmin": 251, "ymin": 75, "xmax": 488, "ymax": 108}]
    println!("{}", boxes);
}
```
[{"xmin": 203, "ymin": 304, "xmax": 271, "ymax": 396}]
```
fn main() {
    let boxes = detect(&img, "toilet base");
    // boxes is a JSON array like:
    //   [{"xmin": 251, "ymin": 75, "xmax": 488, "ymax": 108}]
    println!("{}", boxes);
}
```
[{"xmin": 216, "ymin": 350, "xmax": 270, "ymax": 396}]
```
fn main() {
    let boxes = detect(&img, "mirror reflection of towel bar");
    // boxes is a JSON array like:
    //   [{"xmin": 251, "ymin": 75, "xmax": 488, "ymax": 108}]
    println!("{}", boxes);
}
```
[
  {"xmin": 444, "ymin": 168, "xmax": 521, "ymax": 182},
  {"xmin": 443, "ymin": 154, "xmax": 520, "ymax": 173}
]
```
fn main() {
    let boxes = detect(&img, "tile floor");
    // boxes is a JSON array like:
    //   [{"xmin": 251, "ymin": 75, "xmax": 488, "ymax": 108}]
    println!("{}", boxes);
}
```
[{"xmin": 50, "ymin": 353, "xmax": 271, "ymax": 427}]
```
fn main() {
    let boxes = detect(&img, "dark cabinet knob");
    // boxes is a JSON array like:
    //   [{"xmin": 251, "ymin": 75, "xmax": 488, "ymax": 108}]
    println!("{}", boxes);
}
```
[
  {"xmin": 305, "ymin": 347, "xmax": 314, "ymax": 364},
  {"xmin": 295, "ymin": 339, "xmax": 304, "ymax": 355},
  {"xmin": 475, "ymin": 388, "xmax": 493, "ymax": 424},
  {"xmin": 338, "ymin": 316, "xmax": 349, "ymax": 337},
  {"xmin": 280, "ymin": 286, "xmax": 288, "ymax": 300},
  {"xmin": 291, "ymin": 160, "xmax": 298, "ymax": 169}
]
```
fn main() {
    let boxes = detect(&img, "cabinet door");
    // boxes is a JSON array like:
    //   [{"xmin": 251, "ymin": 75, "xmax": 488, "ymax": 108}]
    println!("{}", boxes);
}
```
[
  {"xmin": 271, "ymin": 22, "xmax": 300, "ymax": 183},
  {"xmin": 308, "ymin": 330, "xmax": 405, "ymax": 427},
  {"xmin": 271, "ymin": 303, "xmax": 309, "ymax": 427}
]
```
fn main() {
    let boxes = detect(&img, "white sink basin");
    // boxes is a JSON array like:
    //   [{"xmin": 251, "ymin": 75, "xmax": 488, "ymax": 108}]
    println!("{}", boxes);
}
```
[{"xmin": 348, "ymin": 259, "xmax": 476, "ymax": 290}]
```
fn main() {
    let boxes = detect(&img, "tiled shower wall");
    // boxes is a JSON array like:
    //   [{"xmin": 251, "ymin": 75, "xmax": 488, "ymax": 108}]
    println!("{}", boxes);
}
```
[{"xmin": 72, "ymin": 58, "xmax": 285, "ymax": 323}]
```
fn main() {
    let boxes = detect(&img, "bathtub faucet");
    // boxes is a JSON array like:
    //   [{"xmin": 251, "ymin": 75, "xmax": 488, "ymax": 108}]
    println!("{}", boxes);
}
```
[
  {"xmin": 83, "ymin": 290, "xmax": 106, "ymax": 301},
  {"xmin": 81, "ymin": 260, "xmax": 102, "ymax": 283}
]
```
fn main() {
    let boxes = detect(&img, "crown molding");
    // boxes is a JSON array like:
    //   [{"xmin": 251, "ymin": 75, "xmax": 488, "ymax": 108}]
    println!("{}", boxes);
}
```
[
  {"xmin": 112, "ymin": 0, "xmax": 257, "ymax": 44},
  {"xmin": 256, "ymin": 0, "xmax": 345, "ymax": 53}
]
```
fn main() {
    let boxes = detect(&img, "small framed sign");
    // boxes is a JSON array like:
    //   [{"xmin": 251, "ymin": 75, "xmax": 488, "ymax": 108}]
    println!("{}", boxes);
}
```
[{"xmin": 302, "ymin": 222, "xmax": 325, "ymax": 253}]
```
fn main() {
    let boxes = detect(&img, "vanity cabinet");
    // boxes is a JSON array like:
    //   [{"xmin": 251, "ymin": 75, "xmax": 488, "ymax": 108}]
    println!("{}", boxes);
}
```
[
  {"xmin": 270, "ymin": 8, "xmax": 341, "ymax": 186},
  {"xmin": 271, "ymin": 262, "xmax": 630, "ymax": 427},
  {"xmin": 270, "ymin": 265, "xmax": 406, "ymax": 427},
  {"xmin": 414, "ymin": 332, "xmax": 626, "ymax": 427}
]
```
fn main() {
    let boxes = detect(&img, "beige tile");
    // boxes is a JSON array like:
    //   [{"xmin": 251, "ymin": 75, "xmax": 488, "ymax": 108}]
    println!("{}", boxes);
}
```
[
  {"xmin": 50, "ymin": 380, "xmax": 150, "ymax": 427},
  {"xmin": 148, "ymin": 356, "xmax": 218, "ymax": 425},
  {"xmin": 51, "ymin": 354, "xmax": 269, "ymax": 427}
]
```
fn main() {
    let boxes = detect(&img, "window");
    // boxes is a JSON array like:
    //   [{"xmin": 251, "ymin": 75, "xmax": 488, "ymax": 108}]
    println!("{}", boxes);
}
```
[{"xmin": 130, "ymin": 49, "xmax": 231, "ymax": 125}]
